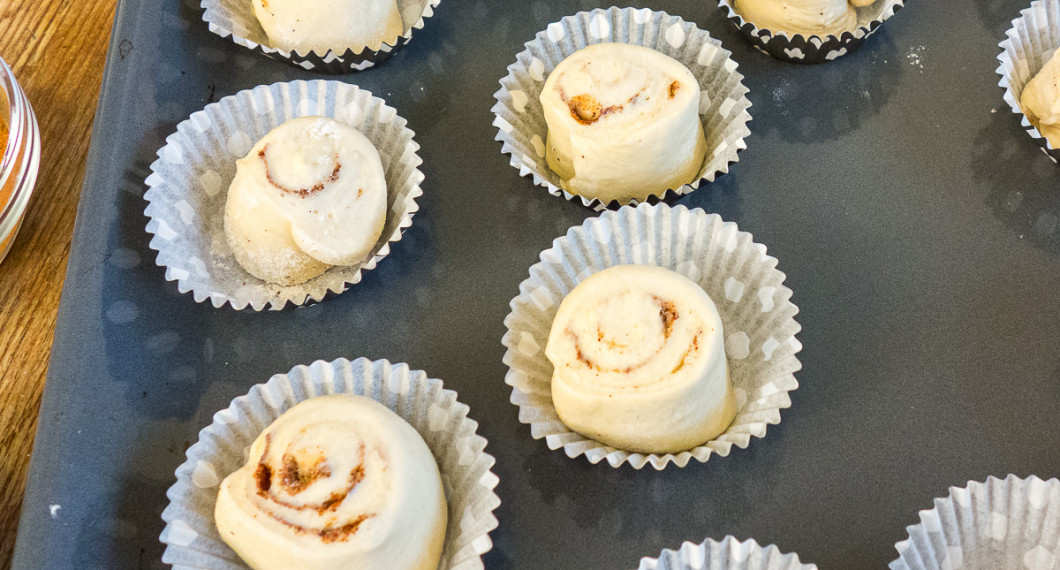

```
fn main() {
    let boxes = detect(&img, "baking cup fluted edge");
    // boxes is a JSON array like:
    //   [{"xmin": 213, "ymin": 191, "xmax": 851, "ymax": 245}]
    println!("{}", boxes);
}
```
[
  {"xmin": 997, "ymin": 0, "xmax": 1060, "ymax": 164},
  {"xmin": 502, "ymin": 203, "xmax": 802, "ymax": 469},
  {"xmin": 640, "ymin": 536, "xmax": 817, "ymax": 570},
  {"xmin": 891, "ymin": 475, "xmax": 1060, "ymax": 570},
  {"xmin": 200, "ymin": 0, "xmax": 441, "ymax": 73},
  {"xmin": 492, "ymin": 6, "xmax": 751, "ymax": 211},
  {"xmin": 159, "ymin": 357, "xmax": 500, "ymax": 570},
  {"xmin": 717, "ymin": 0, "xmax": 904, "ymax": 63},
  {"xmin": 144, "ymin": 79, "xmax": 423, "ymax": 310}
]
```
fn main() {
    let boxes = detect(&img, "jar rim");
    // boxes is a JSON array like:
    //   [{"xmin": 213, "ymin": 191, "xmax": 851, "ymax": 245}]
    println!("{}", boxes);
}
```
[
  {"xmin": 0, "ymin": 57, "xmax": 24, "ymax": 182},
  {"xmin": 0, "ymin": 55, "xmax": 40, "ymax": 250}
]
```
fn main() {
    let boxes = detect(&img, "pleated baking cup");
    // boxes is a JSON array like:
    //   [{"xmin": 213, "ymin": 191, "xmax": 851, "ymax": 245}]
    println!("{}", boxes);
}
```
[
  {"xmin": 891, "ymin": 475, "xmax": 1060, "ymax": 570},
  {"xmin": 159, "ymin": 357, "xmax": 500, "ymax": 570},
  {"xmin": 502, "ymin": 203, "xmax": 802, "ymax": 469},
  {"xmin": 717, "ymin": 0, "xmax": 904, "ymax": 63},
  {"xmin": 201, "ymin": 0, "xmax": 441, "ymax": 73},
  {"xmin": 998, "ymin": 0, "xmax": 1060, "ymax": 164},
  {"xmin": 144, "ymin": 80, "xmax": 423, "ymax": 310},
  {"xmin": 491, "ymin": 7, "xmax": 752, "ymax": 212},
  {"xmin": 639, "ymin": 536, "xmax": 817, "ymax": 570}
]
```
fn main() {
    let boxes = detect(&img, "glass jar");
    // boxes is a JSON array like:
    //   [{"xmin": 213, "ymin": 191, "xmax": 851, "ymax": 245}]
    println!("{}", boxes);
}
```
[{"xmin": 0, "ymin": 56, "xmax": 40, "ymax": 265}]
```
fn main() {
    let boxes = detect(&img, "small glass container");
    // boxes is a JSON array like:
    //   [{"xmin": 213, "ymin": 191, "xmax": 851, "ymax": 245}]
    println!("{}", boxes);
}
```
[{"xmin": 0, "ymin": 56, "xmax": 40, "ymax": 265}]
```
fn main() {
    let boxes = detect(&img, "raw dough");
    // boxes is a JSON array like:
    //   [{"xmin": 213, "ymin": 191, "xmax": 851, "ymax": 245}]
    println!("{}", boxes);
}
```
[
  {"xmin": 215, "ymin": 395, "xmax": 447, "ymax": 570},
  {"xmin": 546, "ymin": 265, "xmax": 736, "ymax": 454},
  {"xmin": 1021, "ymin": 47, "xmax": 1060, "ymax": 148},
  {"xmin": 540, "ymin": 43, "xmax": 707, "ymax": 204},
  {"xmin": 223, "ymin": 116, "xmax": 387, "ymax": 286},
  {"xmin": 734, "ymin": 0, "xmax": 875, "ymax": 37},
  {"xmin": 253, "ymin": 0, "xmax": 404, "ymax": 54}
]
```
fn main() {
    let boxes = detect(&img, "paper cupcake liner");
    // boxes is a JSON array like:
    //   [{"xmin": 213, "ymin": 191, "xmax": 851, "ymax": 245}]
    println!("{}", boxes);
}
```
[
  {"xmin": 998, "ymin": 0, "xmax": 1060, "ymax": 164},
  {"xmin": 492, "ymin": 7, "xmax": 752, "ymax": 212},
  {"xmin": 502, "ymin": 203, "xmax": 802, "ymax": 469},
  {"xmin": 891, "ymin": 475, "xmax": 1060, "ymax": 570},
  {"xmin": 201, "ymin": 0, "xmax": 441, "ymax": 73},
  {"xmin": 144, "ymin": 80, "xmax": 423, "ymax": 310},
  {"xmin": 717, "ymin": 0, "xmax": 904, "ymax": 63},
  {"xmin": 639, "ymin": 536, "xmax": 818, "ymax": 570},
  {"xmin": 159, "ymin": 357, "xmax": 500, "ymax": 570}
]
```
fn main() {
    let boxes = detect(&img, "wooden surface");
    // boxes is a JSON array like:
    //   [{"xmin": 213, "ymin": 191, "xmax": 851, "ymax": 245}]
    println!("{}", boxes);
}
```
[{"xmin": 0, "ymin": 0, "xmax": 119, "ymax": 566}]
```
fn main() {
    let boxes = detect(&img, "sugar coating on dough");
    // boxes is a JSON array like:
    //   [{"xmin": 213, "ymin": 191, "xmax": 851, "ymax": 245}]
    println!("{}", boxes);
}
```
[
  {"xmin": 1021, "ymin": 47, "xmax": 1060, "ymax": 148},
  {"xmin": 733, "ymin": 0, "xmax": 870, "ymax": 37},
  {"xmin": 215, "ymin": 395, "xmax": 447, "ymax": 570},
  {"xmin": 545, "ymin": 265, "xmax": 736, "ymax": 454},
  {"xmin": 540, "ymin": 43, "xmax": 707, "ymax": 204},
  {"xmin": 253, "ymin": 0, "xmax": 404, "ymax": 54},
  {"xmin": 223, "ymin": 116, "xmax": 387, "ymax": 287}
]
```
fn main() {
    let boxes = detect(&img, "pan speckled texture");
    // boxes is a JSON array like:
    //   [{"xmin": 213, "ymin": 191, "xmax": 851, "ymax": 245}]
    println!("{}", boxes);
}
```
[{"xmin": 11, "ymin": 0, "xmax": 1060, "ymax": 569}]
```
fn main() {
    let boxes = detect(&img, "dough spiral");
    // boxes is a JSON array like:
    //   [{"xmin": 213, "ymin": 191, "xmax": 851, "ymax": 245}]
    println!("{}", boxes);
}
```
[
  {"xmin": 223, "ymin": 116, "xmax": 387, "ymax": 286},
  {"xmin": 540, "ymin": 43, "xmax": 707, "ymax": 203},
  {"xmin": 546, "ymin": 265, "xmax": 736, "ymax": 454},
  {"xmin": 215, "ymin": 395, "xmax": 446, "ymax": 570}
]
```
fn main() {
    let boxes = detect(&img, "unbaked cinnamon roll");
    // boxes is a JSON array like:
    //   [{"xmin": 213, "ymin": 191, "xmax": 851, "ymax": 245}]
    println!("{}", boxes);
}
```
[
  {"xmin": 733, "ymin": 0, "xmax": 876, "ymax": 37},
  {"xmin": 540, "ymin": 43, "xmax": 707, "ymax": 204},
  {"xmin": 545, "ymin": 265, "xmax": 736, "ymax": 454},
  {"xmin": 1021, "ymin": 47, "xmax": 1060, "ymax": 148},
  {"xmin": 214, "ymin": 395, "xmax": 447, "ymax": 570},
  {"xmin": 253, "ymin": 0, "xmax": 404, "ymax": 54},
  {"xmin": 223, "ymin": 116, "xmax": 387, "ymax": 286}
]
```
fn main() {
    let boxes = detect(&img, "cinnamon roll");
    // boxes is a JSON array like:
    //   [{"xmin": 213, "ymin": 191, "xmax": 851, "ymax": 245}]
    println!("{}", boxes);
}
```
[
  {"xmin": 252, "ymin": 0, "xmax": 403, "ymax": 54},
  {"xmin": 223, "ymin": 116, "xmax": 387, "ymax": 286},
  {"xmin": 733, "ymin": 0, "xmax": 875, "ymax": 37},
  {"xmin": 1021, "ymin": 47, "xmax": 1060, "ymax": 148},
  {"xmin": 214, "ymin": 395, "xmax": 447, "ymax": 570},
  {"xmin": 545, "ymin": 265, "xmax": 736, "ymax": 454},
  {"xmin": 540, "ymin": 43, "xmax": 707, "ymax": 204}
]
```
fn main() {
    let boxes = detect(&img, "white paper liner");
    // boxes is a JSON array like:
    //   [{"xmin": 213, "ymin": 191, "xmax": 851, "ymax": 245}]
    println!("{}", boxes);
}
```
[
  {"xmin": 159, "ymin": 357, "xmax": 500, "ymax": 570},
  {"xmin": 144, "ymin": 80, "xmax": 423, "ymax": 310},
  {"xmin": 502, "ymin": 203, "xmax": 802, "ymax": 469},
  {"xmin": 201, "ymin": 0, "xmax": 441, "ymax": 73},
  {"xmin": 997, "ymin": 0, "xmax": 1060, "ymax": 164},
  {"xmin": 890, "ymin": 475, "xmax": 1060, "ymax": 570},
  {"xmin": 717, "ymin": 0, "xmax": 904, "ymax": 63},
  {"xmin": 639, "ymin": 536, "xmax": 818, "ymax": 570},
  {"xmin": 492, "ymin": 7, "xmax": 752, "ymax": 212}
]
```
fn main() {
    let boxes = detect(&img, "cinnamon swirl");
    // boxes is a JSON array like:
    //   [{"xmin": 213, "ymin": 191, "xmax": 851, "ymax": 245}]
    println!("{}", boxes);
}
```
[
  {"xmin": 223, "ymin": 116, "xmax": 387, "ymax": 286},
  {"xmin": 540, "ymin": 43, "xmax": 707, "ymax": 204},
  {"xmin": 214, "ymin": 395, "xmax": 446, "ymax": 570},
  {"xmin": 545, "ymin": 265, "xmax": 736, "ymax": 454}
]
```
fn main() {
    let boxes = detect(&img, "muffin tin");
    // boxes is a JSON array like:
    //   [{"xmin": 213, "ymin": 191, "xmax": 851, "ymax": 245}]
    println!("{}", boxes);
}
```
[{"xmin": 11, "ymin": 0, "xmax": 1060, "ymax": 568}]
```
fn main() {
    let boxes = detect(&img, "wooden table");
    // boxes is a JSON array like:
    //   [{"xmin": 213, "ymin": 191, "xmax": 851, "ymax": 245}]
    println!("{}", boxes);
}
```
[{"xmin": 0, "ymin": 0, "xmax": 119, "ymax": 565}]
